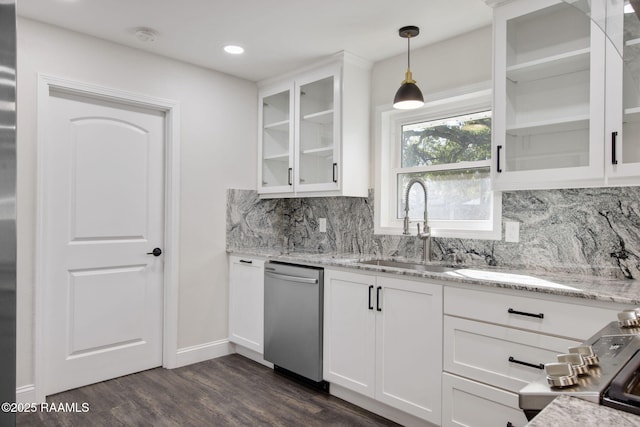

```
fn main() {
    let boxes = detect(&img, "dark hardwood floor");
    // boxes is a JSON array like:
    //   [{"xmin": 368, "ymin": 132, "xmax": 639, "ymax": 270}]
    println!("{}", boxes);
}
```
[{"xmin": 17, "ymin": 354, "xmax": 399, "ymax": 426}]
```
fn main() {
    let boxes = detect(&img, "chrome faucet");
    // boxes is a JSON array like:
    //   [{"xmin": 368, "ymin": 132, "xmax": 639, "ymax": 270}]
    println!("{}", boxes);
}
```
[{"xmin": 403, "ymin": 178, "xmax": 431, "ymax": 262}]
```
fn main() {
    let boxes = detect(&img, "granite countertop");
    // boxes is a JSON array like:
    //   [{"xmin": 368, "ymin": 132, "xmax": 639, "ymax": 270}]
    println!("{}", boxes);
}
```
[
  {"xmin": 229, "ymin": 248, "xmax": 640, "ymax": 306},
  {"xmin": 526, "ymin": 395, "xmax": 640, "ymax": 426}
]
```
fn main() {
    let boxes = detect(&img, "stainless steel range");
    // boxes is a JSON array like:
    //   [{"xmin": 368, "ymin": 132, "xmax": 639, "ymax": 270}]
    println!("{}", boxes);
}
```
[{"xmin": 519, "ymin": 310, "xmax": 640, "ymax": 421}]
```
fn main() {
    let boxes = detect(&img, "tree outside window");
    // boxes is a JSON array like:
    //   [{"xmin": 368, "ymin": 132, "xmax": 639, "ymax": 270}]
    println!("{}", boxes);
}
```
[{"xmin": 397, "ymin": 111, "xmax": 492, "ymax": 222}]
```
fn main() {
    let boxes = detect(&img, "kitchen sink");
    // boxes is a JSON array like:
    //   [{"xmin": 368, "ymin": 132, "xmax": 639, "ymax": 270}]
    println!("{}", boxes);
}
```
[{"xmin": 358, "ymin": 259, "xmax": 464, "ymax": 273}]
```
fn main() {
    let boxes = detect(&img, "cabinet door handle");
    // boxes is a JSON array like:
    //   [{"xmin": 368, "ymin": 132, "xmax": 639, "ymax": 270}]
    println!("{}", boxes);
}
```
[
  {"xmin": 332, "ymin": 162, "xmax": 338, "ymax": 183},
  {"xmin": 239, "ymin": 259, "xmax": 253, "ymax": 264},
  {"xmin": 496, "ymin": 145, "xmax": 503, "ymax": 173},
  {"xmin": 612, "ymin": 131, "xmax": 619, "ymax": 165},
  {"xmin": 376, "ymin": 286, "xmax": 382, "ymax": 312},
  {"xmin": 508, "ymin": 308, "xmax": 544, "ymax": 319},
  {"xmin": 368, "ymin": 285, "xmax": 374, "ymax": 310},
  {"xmin": 508, "ymin": 356, "xmax": 544, "ymax": 370},
  {"xmin": 288, "ymin": 167, "xmax": 293, "ymax": 186}
]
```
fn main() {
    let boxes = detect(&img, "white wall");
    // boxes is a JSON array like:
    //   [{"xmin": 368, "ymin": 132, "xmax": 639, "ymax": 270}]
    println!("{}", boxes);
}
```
[{"xmin": 16, "ymin": 18, "xmax": 257, "ymax": 388}]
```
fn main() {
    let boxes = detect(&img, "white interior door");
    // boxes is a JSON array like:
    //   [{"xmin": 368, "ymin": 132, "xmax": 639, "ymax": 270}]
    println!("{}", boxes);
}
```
[{"xmin": 42, "ymin": 89, "xmax": 165, "ymax": 395}]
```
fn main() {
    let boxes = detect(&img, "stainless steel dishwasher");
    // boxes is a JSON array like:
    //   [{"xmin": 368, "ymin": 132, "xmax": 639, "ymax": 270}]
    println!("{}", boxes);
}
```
[{"xmin": 264, "ymin": 261, "xmax": 326, "ymax": 387}]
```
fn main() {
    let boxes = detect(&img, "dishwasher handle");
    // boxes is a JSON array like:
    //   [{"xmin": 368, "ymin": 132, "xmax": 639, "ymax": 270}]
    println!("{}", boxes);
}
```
[{"xmin": 265, "ymin": 271, "xmax": 318, "ymax": 284}]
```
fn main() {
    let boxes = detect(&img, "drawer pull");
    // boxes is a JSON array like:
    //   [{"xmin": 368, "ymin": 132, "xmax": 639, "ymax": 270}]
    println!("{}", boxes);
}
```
[
  {"xmin": 239, "ymin": 259, "xmax": 253, "ymax": 264},
  {"xmin": 508, "ymin": 356, "xmax": 544, "ymax": 370},
  {"xmin": 508, "ymin": 308, "xmax": 544, "ymax": 319}
]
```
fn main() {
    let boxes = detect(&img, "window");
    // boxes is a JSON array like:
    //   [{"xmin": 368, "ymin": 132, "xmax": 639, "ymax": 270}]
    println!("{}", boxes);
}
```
[
  {"xmin": 398, "ymin": 111, "xmax": 492, "ymax": 220},
  {"xmin": 375, "ymin": 88, "xmax": 501, "ymax": 239}
]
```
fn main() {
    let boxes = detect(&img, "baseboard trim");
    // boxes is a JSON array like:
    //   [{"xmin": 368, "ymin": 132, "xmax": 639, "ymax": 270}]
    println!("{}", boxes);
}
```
[
  {"xmin": 173, "ymin": 339, "xmax": 233, "ymax": 368},
  {"xmin": 16, "ymin": 384, "xmax": 38, "ymax": 404},
  {"xmin": 233, "ymin": 344, "xmax": 273, "ymax": 368},
  {"xmin": 329, "ymin": 384, "xmax": 435, "ymax": 427}
]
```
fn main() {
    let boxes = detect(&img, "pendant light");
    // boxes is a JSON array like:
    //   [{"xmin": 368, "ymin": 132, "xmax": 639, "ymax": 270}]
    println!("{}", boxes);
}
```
[{"xmin": 393, "ymin": 26, "xmax": 424, "ymax": 110}]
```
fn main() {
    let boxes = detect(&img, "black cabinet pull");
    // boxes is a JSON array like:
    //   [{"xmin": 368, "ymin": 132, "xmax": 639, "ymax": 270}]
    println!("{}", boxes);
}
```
[
  {"xmin": 508, "ymin": 308, "xmax": 544, "ymax": 319},
  {"xmin": 368, "ymin": 285, "xmax": 374, "ymax": 310},
  {"xmin": 508, "ymin": 356, "xmax": 544, "ymax": 370},
  {"xmin": 239, "ymin": 259, "xmax": 253, "ymax": 264},
  {"xmin": 496, "ymin": 145, "xmax": 503, "ymax": 173},
  {"xmin": 288, "ymin": 167, "xmax": 293, "ymax": 186},
  {"xmin": 612, "ymin": 131, "xmax": 619, "ymax": 165},
  {"xmin": 376, "ymin": 286, "xmax": 382, "ymax": 312},
  {"xmin": 332, "ymin": 163, "xmax": 338, "ymax": 183}
]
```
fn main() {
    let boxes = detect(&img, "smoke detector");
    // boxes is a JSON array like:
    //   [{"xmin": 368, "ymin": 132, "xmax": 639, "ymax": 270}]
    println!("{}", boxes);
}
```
[{"xmin": 134, "ymin": 27, "xmax": 158, "ymax": 43}]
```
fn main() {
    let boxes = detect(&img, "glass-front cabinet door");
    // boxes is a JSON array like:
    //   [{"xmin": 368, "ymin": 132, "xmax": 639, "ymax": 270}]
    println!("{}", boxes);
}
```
[
  {"xmin": 605, "ymin": 0, "xmax": 640, "ymax": 183},
  {"xmin": 294, "ymin": 65, "xmax": 340, "ymax": 192},
  {"xmin": 257, "ymin": 53, "xmax": 369, "ymax": 198},
  {"xmin": 258, "ymin": 83, "xmax": 294, "ymax": 194},
  {"xmin": 492, "ymin": 0, "xmax": 606, "ymax": 190}
]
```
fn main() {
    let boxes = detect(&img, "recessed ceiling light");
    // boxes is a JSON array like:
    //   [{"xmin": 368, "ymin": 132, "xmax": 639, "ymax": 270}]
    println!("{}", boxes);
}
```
[{"xmin": 224, "ymin": 45, "xmax": 244, "ymax": 55}]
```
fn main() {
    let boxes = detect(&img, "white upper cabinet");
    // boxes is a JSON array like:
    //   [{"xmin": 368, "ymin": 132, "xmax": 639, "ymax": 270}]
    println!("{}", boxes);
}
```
[
  {"xmin": 259, "ymin": 82, "xmax": 295, "ymax": 193},
  {"xmin": 491, "ymin": 0, "xmax": 607, "ymax": 190},
  {"xmin": 258, "ymin": 52, "xmax": 371, "ymax": 198},
  {"xmin": 295, "ymin": 67, "xmax": 340, "ymax": 193},
  {"xmin": 605, "ymin": 0, "xmax": 640, "ymax": 184}
]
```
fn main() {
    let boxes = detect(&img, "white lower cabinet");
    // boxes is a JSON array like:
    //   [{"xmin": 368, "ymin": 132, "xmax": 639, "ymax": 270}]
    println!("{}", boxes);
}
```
[
  {"xmin": 228, "ymin": 259, "xmax": 629, "ymax": 426},
  {"xmin": 442, "ymin": 373, "xmax": 528, "ymax": 427},
  {"xmin": 228, "ymin": 256, "xmax": 265, "ymax": 354},
  {"xmin": 444, "ymin": 286, "xmax": 621, "ymax": 341},
  {"xmin": 444, "ymin": 316, "xmax": 581, "ymax": 392},
  {"xmin": 323, "ymin": 269, "xmax": 443, "ymax": 424},
  {"xmin": 376, "ymin": 276, "xmax": 443, "ymax": 421},
  {"xmin": 442, "ymin": 286, "xmax": 627, "ymax": 427},
  {"xmin": 323, "ymin": 269, "xmax": 376, "ymax": 396}
]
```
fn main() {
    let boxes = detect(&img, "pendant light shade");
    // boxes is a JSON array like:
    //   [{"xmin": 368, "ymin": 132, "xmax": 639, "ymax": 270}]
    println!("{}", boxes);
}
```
[{"xmin": 393, "ymin": 26, "xmax": 424, "ymax": 110}]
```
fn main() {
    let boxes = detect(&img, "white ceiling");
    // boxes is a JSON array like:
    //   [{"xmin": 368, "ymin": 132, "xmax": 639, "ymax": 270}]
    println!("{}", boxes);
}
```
[{"xmin": 17, "ymin": 0, "xmax": 493, "ymax": 82}]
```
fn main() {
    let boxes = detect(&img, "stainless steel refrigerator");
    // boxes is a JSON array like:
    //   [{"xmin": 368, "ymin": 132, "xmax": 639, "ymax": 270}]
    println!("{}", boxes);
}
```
[{"xmin": 0, "ymin": 0, "xmax": 17, "ymax": 426}]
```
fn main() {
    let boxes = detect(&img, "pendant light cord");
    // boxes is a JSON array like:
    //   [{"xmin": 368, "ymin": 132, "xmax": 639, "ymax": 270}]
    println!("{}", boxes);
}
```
[{"xmin": 407, "ymin": 36, "xmax": 411, "ymax": 70}]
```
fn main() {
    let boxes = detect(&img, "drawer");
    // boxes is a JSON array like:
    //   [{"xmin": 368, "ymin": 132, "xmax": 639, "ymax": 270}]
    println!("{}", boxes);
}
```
[
  {"xmin": 442, "ymin": 372, "xmax": 529, "ymax": 427},
  {"xmin": 444, "ymin": 316, "xmax": 580, "ymax": 392},
  {"xmin": 445, "ymin": 286, "xmax": 621, "ymax": 340}
]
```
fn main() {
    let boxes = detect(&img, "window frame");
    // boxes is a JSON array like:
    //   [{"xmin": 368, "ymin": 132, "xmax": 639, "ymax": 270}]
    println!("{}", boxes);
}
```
[{"xmin": 374, "ymin": 86, "xmax": 502, "ymax": 240}]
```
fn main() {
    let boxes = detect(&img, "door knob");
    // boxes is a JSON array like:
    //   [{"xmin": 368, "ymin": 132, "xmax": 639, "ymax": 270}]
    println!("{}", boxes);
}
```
[{"xmin": 146, "ymin": 248, "xmax": 162, "ymax": 257}]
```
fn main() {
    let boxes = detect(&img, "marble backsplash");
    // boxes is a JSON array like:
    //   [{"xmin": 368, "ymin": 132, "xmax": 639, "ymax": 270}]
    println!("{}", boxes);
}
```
[{"xmin": 226, "ymin": 187, "xmax": 640, "ymax": 279}]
